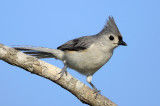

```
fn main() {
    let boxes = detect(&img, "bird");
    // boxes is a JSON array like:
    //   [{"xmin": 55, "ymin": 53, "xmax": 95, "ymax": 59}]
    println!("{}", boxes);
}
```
[{"xmin": 13, "ymin": 16, "xmax": 127, "ymax": 98}]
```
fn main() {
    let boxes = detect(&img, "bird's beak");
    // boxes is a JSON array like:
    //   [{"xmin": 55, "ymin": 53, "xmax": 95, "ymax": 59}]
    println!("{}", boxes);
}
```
[{"xmin": 118, "ymin": 40, "xmax": 127, "ymax": 46}]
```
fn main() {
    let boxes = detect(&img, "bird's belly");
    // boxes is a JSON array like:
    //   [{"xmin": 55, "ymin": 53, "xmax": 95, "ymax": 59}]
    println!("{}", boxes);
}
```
[{"xmin": 64, "ymin": 49, "xmax": 112, "ymax": 76}]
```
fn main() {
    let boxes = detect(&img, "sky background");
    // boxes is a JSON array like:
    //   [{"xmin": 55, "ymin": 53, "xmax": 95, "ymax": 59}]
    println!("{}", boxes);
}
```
[{"xmin": 0, "ymin": 0, "xmax": 160, "ymax": 106}]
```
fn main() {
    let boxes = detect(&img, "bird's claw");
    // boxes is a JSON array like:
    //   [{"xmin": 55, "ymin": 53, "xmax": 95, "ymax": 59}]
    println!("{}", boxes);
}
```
[
  {"xmin": 93, "ymin": 88, "xmax": 101, "ymax": 99},
  {"xmin": 57, "ymin": 67, "xmax": 67, "ymax": 80}
]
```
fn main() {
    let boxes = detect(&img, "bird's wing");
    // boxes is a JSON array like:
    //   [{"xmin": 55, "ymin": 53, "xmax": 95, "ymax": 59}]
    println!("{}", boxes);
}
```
[{"xmin": 57, "ymin": 36, "xmax": 94, "ymax": 51}]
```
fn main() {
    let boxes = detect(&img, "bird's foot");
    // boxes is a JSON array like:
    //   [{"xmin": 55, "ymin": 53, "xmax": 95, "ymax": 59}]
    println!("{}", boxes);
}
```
[
  {"xmin": 93, "ymin": 88, "xmax": 101, "ymax": 99},
  {"xmin": 57, "ymin": 66, "xmax": 68, "ymax": 80},
  {"xmin": 88, "ymin": 81, "xmax": 101, "ymax": 98}
]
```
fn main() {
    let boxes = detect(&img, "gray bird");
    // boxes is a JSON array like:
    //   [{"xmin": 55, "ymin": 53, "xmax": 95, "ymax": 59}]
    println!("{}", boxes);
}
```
[{"xmin": 14, "ymin": 16, "xmax": 127, "ymax": 97}]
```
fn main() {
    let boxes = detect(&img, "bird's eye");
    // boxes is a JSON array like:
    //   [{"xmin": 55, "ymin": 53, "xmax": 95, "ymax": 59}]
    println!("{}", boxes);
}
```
[{"xmin": 109, "ymin": 35, "xmax": 114, "ymax": 41}]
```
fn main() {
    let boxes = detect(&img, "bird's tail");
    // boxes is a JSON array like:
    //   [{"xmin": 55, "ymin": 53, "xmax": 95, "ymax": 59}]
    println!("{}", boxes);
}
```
[{"xmin": 13, "ymin": 46, "xmax": 64, "ymax": 60}]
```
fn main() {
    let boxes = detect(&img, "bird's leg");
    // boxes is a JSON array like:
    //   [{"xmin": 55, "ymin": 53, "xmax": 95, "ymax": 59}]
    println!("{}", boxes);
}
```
[
  {"xmin": 57, "ymin": 60, "xmax": 68, "ymax": 80},
  {"xmin": 89, "ymin": 82, "xmax": 101, "ymax": 98},
  {"xmin": 87, "ymin": 75, "xmax": 101, "ymax": 98}
]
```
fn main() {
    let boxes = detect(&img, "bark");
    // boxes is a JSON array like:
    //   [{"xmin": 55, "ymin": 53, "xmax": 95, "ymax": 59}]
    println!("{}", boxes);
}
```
[{"xmin": 0, "ymin": 44, "xmax": 117, "ymax": 106}]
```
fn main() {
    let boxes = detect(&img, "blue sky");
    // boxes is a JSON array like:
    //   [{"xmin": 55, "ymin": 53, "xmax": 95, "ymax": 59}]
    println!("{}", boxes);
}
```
[{"xmin": 0, "ymin": 0, "xmax": 160, "ymax": 106}]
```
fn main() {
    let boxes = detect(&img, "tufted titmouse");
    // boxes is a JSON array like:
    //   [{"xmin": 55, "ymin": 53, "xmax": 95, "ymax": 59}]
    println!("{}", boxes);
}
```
[{"xmin": 14, "ymin": 16, "xmax": 127, "ymax": 97}]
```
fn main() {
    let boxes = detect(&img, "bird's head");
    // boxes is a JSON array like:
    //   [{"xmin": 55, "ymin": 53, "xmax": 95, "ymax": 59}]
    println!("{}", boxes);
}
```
[{"xmin": 99, "ymin": 16, "xmax": 127, "ymax": 50}]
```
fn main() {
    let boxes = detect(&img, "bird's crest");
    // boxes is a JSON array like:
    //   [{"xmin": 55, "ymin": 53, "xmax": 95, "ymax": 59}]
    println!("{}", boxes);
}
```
[{"xmin": 100, "ymin": 16, "xmax": 121, "ymax": 36}]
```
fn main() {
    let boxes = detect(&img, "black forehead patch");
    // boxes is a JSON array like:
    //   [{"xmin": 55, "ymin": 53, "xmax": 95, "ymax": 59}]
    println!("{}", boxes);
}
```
[{"xmin": 118, "ymin": 36, "xmax": 122, "ymax": 41}]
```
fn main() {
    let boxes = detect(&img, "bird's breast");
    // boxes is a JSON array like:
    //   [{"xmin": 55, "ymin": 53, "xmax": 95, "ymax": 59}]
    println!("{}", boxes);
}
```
[{"xmin": 64, "ymin": 44, "xmax": 113, "ymax": 75}]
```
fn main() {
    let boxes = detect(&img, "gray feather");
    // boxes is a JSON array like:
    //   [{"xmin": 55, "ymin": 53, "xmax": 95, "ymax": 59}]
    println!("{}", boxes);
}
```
[
  {"xmin": 57, "ymin": 36, "xmax": 95, "ymax": 51},
  {"xmin": 99, "ymin": 16, "xmax": 121, "ymax": 36},
  {"xmin": 13, "ymin": 46, "xmax": 64, "ymax": 59},
  {"xmin": 57, "ymin": 16, "xmax": 121, "ymax": 51}
]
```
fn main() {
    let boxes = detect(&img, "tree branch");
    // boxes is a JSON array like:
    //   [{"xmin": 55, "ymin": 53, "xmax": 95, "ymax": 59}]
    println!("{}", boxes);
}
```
[{"xmin": 0, "ymin": 44, "xmax": 117, "ymax": 106}]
